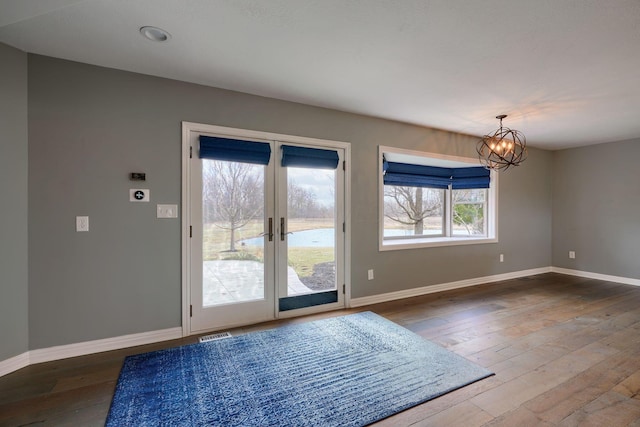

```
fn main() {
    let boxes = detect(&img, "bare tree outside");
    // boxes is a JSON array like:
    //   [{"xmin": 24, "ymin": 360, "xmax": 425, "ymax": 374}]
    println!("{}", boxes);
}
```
[
  {"xmin": 288, "ymin": 179, "xmax": 332, "ymax": 219},
  {"xmin": 384, "ymin": 185, "xmax": 443, "ymax": 234},
  {"xmin": 203, "ymin": 162, "xmax": 334, "ymax": 253},
  {"xmin": 203, "ymin": 160, "xmax": 263, "ymax": 252}
]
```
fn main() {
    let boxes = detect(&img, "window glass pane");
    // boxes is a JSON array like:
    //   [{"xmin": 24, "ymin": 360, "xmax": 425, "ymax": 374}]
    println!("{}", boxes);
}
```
[
  {"xmin": 383, "ymin": 185, "xmax": 444, "ymax": 237},
  {"xmin": 452, "ymin": 189, "xmax": 486, "ymax": 236}
]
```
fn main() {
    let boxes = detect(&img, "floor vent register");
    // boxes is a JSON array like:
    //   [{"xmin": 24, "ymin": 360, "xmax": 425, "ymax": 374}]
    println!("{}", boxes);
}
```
[{"xmin": 199, "ymin": 332, "xmax": 232, "ymax": 343}]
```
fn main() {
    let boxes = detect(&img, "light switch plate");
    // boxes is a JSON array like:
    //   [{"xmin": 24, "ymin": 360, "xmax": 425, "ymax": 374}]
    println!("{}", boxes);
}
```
[
  {"xmin": 130, "ymin": 189, "xmax": 150, "ymax": 202},
  {"xmin": 157, "ymin": 204, "xmax": 178, "ymax": 218}
]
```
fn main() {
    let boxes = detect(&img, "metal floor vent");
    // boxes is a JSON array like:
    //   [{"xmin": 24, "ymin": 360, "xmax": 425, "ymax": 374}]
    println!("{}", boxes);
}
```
[{"xmin": 199, "ymin": 332, "xmax": 232, "ymax": 343}]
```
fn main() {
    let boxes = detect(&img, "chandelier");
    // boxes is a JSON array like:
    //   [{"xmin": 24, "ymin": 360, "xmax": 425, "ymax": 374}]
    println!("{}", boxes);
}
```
[{"xmin": 476, "ymin": 115, "xmax": 527, "ymax": 171}]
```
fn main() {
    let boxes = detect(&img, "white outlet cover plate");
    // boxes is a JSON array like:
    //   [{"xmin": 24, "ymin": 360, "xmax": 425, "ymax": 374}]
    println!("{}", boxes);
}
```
[
  {"xmin": 76, "ymin": 216, "xmax": 89, "ymax": 232},
  {"xmin": 130, "ymin": 189, "xmax": 150, "ymax": 202},
  {"xmin": 157, "ymin": 204, "xmax": 178, "ymax": 218}
]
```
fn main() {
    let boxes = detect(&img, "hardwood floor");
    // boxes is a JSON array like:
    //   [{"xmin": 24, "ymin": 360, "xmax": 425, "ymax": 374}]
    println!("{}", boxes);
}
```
[{"xmin": 2, "ymin": 273, "xmax": 640, "ymax": 426}]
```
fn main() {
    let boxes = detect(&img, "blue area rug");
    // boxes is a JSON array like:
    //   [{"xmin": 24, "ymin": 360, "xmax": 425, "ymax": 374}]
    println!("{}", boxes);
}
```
[{"xmin": 106, "ymin": 312, "xmax": 493, "ymax": 426}]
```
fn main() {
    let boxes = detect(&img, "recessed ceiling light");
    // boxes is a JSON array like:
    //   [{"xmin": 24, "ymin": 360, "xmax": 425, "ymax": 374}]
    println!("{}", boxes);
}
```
[{"xmin": 139, "ymin": 26, "xmax": 171, "ymax": 42}]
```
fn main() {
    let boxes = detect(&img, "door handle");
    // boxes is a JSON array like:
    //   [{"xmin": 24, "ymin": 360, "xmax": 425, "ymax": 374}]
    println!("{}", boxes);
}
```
[
  {"xmin": 260, "ymin": 218, "xmax": 273, "ymax": 241},
  {"xmin": 280, "ymin": 217, "xmax": 294, "ymax": 240}
]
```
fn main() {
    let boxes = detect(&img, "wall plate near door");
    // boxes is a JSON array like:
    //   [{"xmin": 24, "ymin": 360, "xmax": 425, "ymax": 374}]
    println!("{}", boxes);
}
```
[
  {"xmin": 157, "ymin": 204, "xmax": 178, "ymax": 218},
  {"xmin": 130, "ymin": 189, "xmax": 150, "ymax": 202}
]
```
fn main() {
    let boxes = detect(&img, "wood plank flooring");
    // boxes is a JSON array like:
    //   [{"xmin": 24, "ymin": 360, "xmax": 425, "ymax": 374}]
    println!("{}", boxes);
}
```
[{"xmin": 2, "ymin": 273, "xmax": 640, "ymax": 426}]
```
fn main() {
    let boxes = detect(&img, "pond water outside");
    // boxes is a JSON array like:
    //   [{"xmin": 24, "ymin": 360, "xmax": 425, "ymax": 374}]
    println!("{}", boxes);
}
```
[
  {"xmin": 241, "ymin": 228, "xmax": 335, "ymax": 247},
  {"xmin": 240, "ymin": 228, "xmax": 426, "ymax": 247}
]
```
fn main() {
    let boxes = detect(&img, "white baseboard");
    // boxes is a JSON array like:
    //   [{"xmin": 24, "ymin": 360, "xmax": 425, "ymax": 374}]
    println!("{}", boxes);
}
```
[
  {"xmin": 4, "ymin": 267, "xmax": 638, "ymax": 378},
  {"xmin": 29, "ymin": 327, "xmax": 183, "ymax": 365},
  {"xmin": 0, "ymin": 352, "xmax": 29, "ymax": 378},
  {"xmin": 0, "ymin": 327, "xmax": 183, "ymax": 378},
  {"xmin": 551, "ymin": 267, "xmax": 640, "ymax": 287},
  {"xmin": 350, "ymin": 267, "xmax": 553, "ymax": 308}
]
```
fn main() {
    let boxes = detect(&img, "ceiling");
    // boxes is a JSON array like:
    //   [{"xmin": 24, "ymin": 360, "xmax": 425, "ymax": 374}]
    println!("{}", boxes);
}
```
[{"xmin": 1, "ymin": 0, "xmax": 639, "ymax": 150}]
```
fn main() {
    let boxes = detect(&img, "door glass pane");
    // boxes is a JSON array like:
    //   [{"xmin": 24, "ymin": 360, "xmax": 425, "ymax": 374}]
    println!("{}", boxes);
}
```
[
  {"xmin": 202, "ymin": 159, "xmax": 265, "ymax": 307},
  {"xmin": 286, "ymin": 167, "xmax": 336, "ymax": 296}
]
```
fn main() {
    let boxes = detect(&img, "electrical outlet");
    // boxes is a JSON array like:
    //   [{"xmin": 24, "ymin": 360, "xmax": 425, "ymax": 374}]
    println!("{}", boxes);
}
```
[
  {"xmin": 569, "ymin": 251, "xmax": 576, "ymax": 259},
  {"xmin": 76, "ymin": 216, "xmax": 89, "ymax": 232},
  {"xmin": 499, "ymin": 254, "xmax": 504, "ymax": 263},
  {"xmin": 368, "ymin": 269, "xmax": 374, "ymax": 280}
]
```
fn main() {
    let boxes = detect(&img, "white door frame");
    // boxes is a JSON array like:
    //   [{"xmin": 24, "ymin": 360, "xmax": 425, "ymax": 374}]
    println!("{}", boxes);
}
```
[{"xmin": 181, "ymin": 122, "xmax": 352, "ymax": 336}]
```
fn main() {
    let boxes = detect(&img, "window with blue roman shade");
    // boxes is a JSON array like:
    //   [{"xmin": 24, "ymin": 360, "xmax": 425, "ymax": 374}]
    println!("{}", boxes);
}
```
[{"xmin": 199, "ymin": 136, "xmax": 271, "ymax": 165}]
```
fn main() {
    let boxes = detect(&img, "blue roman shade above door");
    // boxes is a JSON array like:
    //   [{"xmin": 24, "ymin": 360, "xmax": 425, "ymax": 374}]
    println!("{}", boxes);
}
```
[
  {"xmin": 281, "ymin": 145, "xmax": 340, "ymax": 169},
  {"xmin": 383, "ymin": 161, "xmax": 490, "ymax": 189},
  {"xmin": 199, "ymin": 136, "xmax": 271, "ymax": 165}
]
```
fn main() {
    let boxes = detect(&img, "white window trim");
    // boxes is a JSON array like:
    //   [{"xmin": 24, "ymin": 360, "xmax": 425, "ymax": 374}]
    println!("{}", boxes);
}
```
[{"xmin": 378, "ymin": 145, "xmax": 498, "ymax": 251}]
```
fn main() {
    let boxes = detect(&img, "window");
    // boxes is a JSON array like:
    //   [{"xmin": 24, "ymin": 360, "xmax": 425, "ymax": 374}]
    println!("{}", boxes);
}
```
[
  {"xmin": 384, "ymin": 186, "xmax": 445, "ymax": 237},
  {"xmin": 379, "ymin": 146, "xmax": 497, "ymax": 250},
  {"xmin": 452, "ymin": 189, "xmax": 486, "ymax": 236}
]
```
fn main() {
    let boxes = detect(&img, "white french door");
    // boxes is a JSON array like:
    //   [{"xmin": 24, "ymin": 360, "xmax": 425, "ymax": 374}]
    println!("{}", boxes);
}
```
[
  {"xmin": 276, "ymin": 149, "xmax": 345, "ymax": 314},
  {"xmin": 183, "ymin": 123, "xmax": 348, "ymax": 334}
]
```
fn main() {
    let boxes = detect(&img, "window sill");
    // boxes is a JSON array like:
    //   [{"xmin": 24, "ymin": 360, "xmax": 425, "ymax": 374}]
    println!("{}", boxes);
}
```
[{"xmin": 379, "ymin": 236, "xmax": 498, "ymax": 251}]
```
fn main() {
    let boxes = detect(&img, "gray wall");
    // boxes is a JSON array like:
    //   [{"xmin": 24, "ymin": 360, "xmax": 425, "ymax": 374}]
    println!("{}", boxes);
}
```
[
  {"xmin": 0, "ymin": 43, "xmax": 29, "ymax": 360},
  {"xmin": 27, "ymin": 54, "xmax": 553, "ymax": 349},
  {"xmin": 553, "ymin": 138, "xmax": 640, "ymax": 278}
]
